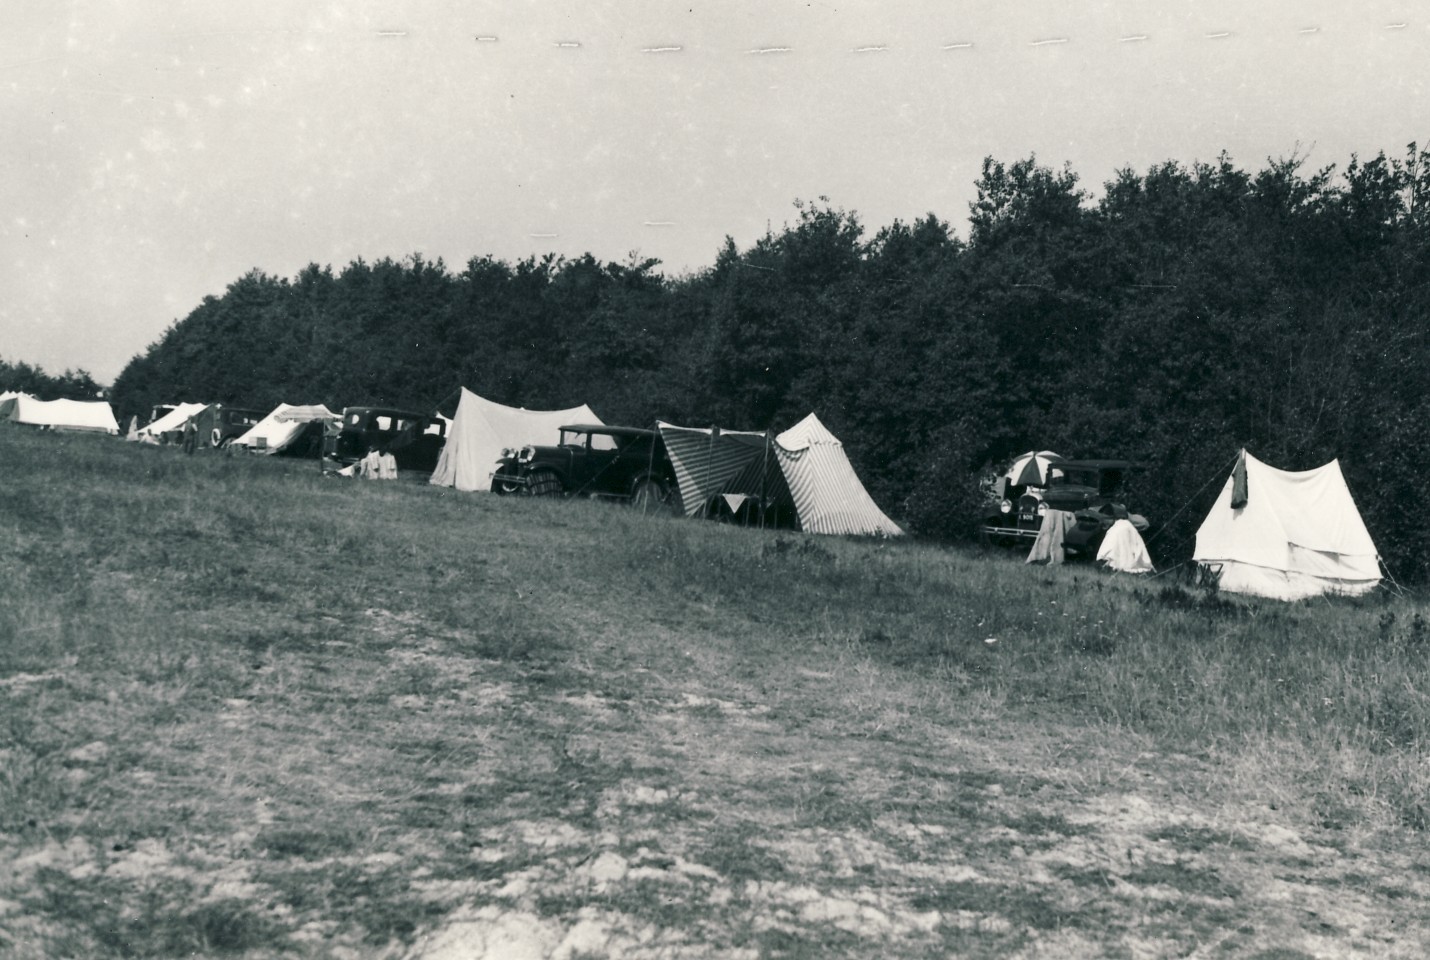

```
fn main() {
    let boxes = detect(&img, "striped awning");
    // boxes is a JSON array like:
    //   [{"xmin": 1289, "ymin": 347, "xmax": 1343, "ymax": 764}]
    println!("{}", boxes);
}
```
[{"xmin": 658, "ymin": 422, "xmax": 771, "ymax": 518}]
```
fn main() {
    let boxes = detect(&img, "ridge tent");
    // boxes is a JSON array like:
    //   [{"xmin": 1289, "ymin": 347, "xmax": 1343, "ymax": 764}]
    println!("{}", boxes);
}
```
[
  {"xmin": 0, "ymin": 395, "xmax": 119, "ymax": 434},
  {"xmin": 234, "ymin": 403, "xmax": 337, "ymax": 454},
  {"xmin": 137, "ymin": 402, "xmax": 209, "ymax": 440},
  {"xmin": 658, "ymin": 413, "xmax": 903, "ymax": 537},
  {"xmin": 429, "ymin": 388, "xmax": 603, "ymax": 492},
  {"xmin": 1192, "ymin": 449, "xmax": 1380, "ymax": 601}
]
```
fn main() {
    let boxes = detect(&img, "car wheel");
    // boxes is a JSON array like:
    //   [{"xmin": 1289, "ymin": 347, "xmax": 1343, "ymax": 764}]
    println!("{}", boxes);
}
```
[
  {"xmin": 492, "ymin": 477, "xmax": 522, "ymax": 496},
  {"xmin": 631, "ymin": 478, "xmax": 669, "ymax": 515},
  {"xmin": 525, "ymin": 469, "xmax": 563, "ymax": 497}
]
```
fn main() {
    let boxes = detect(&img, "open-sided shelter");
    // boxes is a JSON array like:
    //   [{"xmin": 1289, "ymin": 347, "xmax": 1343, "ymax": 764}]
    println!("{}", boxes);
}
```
[
  {"xmin": 429, "ymin": 388, "xmax": 603, "ymax": 492},
  {"xmin": 233, "ymin": 403, "xmax": 337, "ymax": 454},
  {"xmin": 658, "ymin": 413, "xmax": 903, "ymax": 537},
  {"xmin": 1193, "ymin": 449, "xmax": 1380, "ymax": 600},
  {"xmin": 137, "ymin": 402, "xmax": 209, "ymax": 441},
  {"xmin": 0, "ymin": 394, "xmax": 119, "ymax": 434}
]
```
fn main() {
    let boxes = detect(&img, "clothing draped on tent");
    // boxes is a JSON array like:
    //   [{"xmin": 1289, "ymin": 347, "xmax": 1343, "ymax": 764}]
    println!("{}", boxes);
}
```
[
  {"xmin": 0, "ymin": 395, "xmax": 119, "ymax": 434},
  {"xmin": 1097, "ymin": 518, "xmax": 1155, "ymax": 573},
  {"xmin": 1026, "ymin": 509, "xmax": 1076, "ymax": 564},
  {"xmin": 429, "ymin": 388, "xmax": 603, "ymax": 492},
  {"xmin": 1192, "ymin": 449, "xmax": 1380, "ymax": 601},
  {"xmin": 234, "ymin": 403, "xmax": 337, "ymax": 454},
  {"xmin": 657, "ymin": 414, "xmax": 902, "ymax": 537}
]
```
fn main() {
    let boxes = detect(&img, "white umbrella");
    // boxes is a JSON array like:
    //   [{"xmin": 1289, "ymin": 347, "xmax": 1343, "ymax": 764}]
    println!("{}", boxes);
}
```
[{"xmin": 1005, "ymin": 450, "xmax": 1065, "ymax": 487}]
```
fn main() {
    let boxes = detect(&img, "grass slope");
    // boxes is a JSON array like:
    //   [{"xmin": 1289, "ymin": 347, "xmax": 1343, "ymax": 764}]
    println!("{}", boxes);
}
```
[{"xmin": 1, "ymin": 427, "xmax": 1428, "ymax": 959}]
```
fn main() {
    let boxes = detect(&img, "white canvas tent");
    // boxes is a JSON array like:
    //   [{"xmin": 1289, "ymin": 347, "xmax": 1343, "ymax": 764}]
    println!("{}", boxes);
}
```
[
  {"xmin": 0, "ymin": 394, "xmax": 119, "ymax": 434},
  {"xmin": 234, "ymin": 403, "xmax": 337, "ymax": 454},
  {"xmin": 429, "ymin": 388, "xmax": 603, "ymax": 492},
  {"xmin": 1193, "ymin": 449, "xmax": 1380, "ymax": 601},
  {"xmin": 137, "ymin": 402, "xmax": 208, "ymax": 439},
  {"xmin": 658, "ymin": 413, "xmax": 903, "ymax": 537}
]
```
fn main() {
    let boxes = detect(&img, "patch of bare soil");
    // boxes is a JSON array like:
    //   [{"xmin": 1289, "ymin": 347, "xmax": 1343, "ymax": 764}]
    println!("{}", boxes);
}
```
[{"xmin": 395, "ymin": 638, "xmax": 1429, "ymax": 960}]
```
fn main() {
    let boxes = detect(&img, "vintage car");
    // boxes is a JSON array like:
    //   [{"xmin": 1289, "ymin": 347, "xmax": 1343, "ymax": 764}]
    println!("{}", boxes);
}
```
[
  {"xmin": 192, "ymin": 404, "xmax": 265, "ymax": 448},
  {"xmin": 491, "ymin": 424, "xmax": 680, "ymax": 512},
  {"xmin": 325, "ymin": 407, "xmax": 448, "ymax": 472},
  {"xmin": 980, "ymin": 459, "xmax": 1148, "ymax": 555}
]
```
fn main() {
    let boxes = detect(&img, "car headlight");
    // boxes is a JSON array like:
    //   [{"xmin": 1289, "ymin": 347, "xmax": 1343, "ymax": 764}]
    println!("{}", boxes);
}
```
[
  {"xmin": 999, "ymin": 499, "xmax": 1012, "ymax": 514},
  {"xmin": 518, "ymin": 445, "xmax": 535, "ymax": 463},
  {"xmin": 501, "ymin": 447, "xmax": 515, "ymax": 460},
  {"xmin": 1036, "ymin": 501, "xmax": 1048, "ymax": 516}
]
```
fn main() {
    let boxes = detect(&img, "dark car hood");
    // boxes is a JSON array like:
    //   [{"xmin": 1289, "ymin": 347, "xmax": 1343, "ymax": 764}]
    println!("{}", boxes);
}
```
[{"xmin": 1041, "ymin": 483, "xmax": 1101, "ymax": 511}]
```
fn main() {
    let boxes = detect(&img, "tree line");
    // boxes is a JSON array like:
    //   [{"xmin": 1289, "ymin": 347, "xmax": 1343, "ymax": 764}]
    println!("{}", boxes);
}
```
[
  {"xmin": 0, "ymin": 358, "xmax": 102, "ymax": 403},
  {"xmin": 107, "ymin": 147, "xmax": 1430, "ymax": 579}
]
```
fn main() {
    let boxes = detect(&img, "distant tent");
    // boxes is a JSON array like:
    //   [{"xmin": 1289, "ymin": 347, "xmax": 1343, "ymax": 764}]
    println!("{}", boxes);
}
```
[
  {"xmin": 137, "ymin": 402, "xmax": 209, "ymax": 440},
  {"xmin": 125, "ymin": 415, "xmax": 139, "ymax": 441},
  {"xmin": 234, "ymin": 403, "xmax": 337, "ymax": 454},
  {"xmin": 0, "ymin": 395, "xmax": 119, "ymax": 434},
  {"xmin": 0, "ymin": 391, "xmax": 25, "ymax": 420},
  {"xmin": 658, "ymin": 413, "xmax": 903, "ymax": 537},
  {"xmin": 429, "ymin": 388, "xmax": 603, "ymax": 492},
  {"xmin": 1192, "ymin": 449, "xmax": 1380, "ymax": 601}
]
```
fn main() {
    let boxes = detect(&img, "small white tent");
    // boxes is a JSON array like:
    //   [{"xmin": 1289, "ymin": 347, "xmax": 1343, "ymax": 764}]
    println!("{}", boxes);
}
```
[
  {"xmin": 1193, "ymin": 450, "xmax": 1380, "ymax": 601},
  {"xmin": 137, "ymin": 402, "xmax": 209, "ymax": 440},
  {"xmin": 0, "ymin": 395, "xmax": 119, "ymax": 434},
  {"xmin": 429, "ymin": 388, "xmax": 603, "ymax": 492},
  {"xmin": 234, "ymin": 403, "xmax": 337, "ymax": 454}
]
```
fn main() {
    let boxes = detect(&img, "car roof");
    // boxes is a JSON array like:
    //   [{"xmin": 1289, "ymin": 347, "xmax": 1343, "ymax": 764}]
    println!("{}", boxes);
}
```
[
  {"xmin": 342, "ymin": 407, "xmax": 432, "ymax": 419},
  {"xmin": 1056, "ymin": 459, "xmax": 1139, "ymax": 470},
  {"xmin": 560, "ymin": 424, "xmax": 657, "ymax": 439}
]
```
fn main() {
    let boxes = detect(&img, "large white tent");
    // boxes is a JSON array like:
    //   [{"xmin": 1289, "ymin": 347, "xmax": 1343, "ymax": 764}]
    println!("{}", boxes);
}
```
[
  {"xmin": 0, "ymin": 394, "xmax": 119, "ymax": 434},
  {"xmin": 658, "ymin": 413, "xmax": 902, "ymax": 537},
  {"xmin": 429, "ymin": 388, "xmax": 603, "ymax": 492},
  {"xmin": 137, "ymin": 402, "xmax": 208, "ymax": 440},
  {"xmin": 1193, "ymin": 449, "xmax": 1381, "ymax": 601},
  {"xmin": 233, "ymin": 403, "xmax": 337, "ymax": 454}
]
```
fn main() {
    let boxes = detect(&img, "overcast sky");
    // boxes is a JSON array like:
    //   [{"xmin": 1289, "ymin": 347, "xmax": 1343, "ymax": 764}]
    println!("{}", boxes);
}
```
[{"xmin": 4, "ymin": 2, "xmax": 1426, "ymax": 383}]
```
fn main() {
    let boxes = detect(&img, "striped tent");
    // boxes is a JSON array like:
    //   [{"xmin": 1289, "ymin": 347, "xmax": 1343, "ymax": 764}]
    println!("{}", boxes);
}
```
[
  {"xmin": 657, "ymin": 414, "xmax": 901, "ymax": 537},
  {"xmin": 773, "ymin": 413, "xmax": 903, "ymax": 537}
]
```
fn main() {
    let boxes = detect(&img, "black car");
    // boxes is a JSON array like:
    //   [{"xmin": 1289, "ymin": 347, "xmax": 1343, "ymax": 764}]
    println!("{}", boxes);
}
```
[
  {"xmin": 980, "ymin": 459, "xmax": 1148, "ymax": 554},
  {"xmin": 491, "ymin": 424, "xmax": 680, "ymax": 512},
  {"xmin": 191, "ymin": 404, "xmax": 265, "ymax": 448},
  {"xmin": 326, "ymin": 407, "xmax": 447, "ymax": 472}
]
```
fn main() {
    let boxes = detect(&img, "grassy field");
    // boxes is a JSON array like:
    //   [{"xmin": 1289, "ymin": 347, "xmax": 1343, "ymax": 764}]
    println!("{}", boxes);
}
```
[{"xmin": 2, "ymin": 426, "xmax": 1428, "ymax": 959}]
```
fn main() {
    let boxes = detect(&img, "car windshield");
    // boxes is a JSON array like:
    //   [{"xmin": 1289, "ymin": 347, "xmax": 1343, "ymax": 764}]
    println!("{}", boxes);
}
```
[
  {"xmin": 1058, "ymin": 468, "xmax": 1124, "ymax": 495},
  {"xmin": 561, "ymin": 430, "xmax": 620, "ymax": 451}
]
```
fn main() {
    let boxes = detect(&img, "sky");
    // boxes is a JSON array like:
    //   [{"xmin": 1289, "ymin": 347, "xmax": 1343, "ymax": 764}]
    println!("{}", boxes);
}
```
[{"xmin": 4, "ymin": 2, "xmax": 1426, "ymax": 383}]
